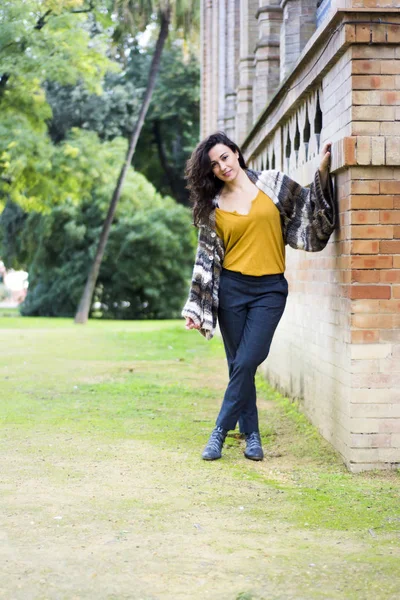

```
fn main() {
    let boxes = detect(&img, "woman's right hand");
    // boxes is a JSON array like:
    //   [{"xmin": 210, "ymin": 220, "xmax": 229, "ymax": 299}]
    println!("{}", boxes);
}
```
[{"xmin": 185, "ymin": 317, "xmax": 200, "ymax": 330}]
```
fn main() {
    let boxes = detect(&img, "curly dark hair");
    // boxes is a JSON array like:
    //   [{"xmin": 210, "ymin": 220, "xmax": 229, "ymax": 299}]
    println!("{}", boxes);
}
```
[{"xmin": 185, "ymin": 132, "xmax": 247, "ymax": 226}]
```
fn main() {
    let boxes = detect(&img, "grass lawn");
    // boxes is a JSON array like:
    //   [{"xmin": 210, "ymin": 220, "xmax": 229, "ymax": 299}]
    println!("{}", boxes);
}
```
[{"xmin": 1, "ymin": 316, "xmax": 399, "ymax": 599}]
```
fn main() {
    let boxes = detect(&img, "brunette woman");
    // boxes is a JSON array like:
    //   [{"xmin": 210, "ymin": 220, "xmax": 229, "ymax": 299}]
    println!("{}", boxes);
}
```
[{"xmin": 182, "ymin": 132, "xmax": 334, "ymax": 461}]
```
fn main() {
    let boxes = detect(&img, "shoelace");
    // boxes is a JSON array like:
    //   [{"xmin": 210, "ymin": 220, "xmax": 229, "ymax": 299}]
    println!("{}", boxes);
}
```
[
  {"xmin": 246, "ymin": 432, "xmax": 262, "ymax": 449},
  {"xmin": 206, "ymin": 427, "xmax": 226, "ymax": 452}
]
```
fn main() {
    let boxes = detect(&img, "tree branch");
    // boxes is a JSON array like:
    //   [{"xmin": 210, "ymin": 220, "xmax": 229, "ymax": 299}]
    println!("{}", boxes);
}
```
[
  {"xmin": 71, "ymin": 0, "xmax": 95, "ymax": 14},
  {"xmin": 34, "ymin": 9, "xmax": 53, "ymax": 30}
]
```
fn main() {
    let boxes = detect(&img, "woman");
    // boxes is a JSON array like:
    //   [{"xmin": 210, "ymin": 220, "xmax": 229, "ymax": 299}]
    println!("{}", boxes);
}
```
[{"xmin": 182, "ymin": 132, "xmax": 335, "ymax": 462}]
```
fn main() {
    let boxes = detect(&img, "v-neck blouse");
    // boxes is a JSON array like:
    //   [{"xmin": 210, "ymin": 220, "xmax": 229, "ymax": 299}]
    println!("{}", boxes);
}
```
[{"xmin": 215, "ymin": 189, "xmax": 285, "ymax": 276}]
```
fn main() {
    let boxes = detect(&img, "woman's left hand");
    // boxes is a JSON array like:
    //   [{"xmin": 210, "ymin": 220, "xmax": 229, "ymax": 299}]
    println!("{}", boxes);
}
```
[{"xmin": 319, "ymin": 142, "xmax": 331, "ymax": 180}]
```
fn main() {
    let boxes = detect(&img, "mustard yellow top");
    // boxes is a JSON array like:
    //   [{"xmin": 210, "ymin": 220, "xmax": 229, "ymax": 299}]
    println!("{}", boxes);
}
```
[{"xmin": 215, "ymin": 189, "xmax": 285, "ymax": 276}]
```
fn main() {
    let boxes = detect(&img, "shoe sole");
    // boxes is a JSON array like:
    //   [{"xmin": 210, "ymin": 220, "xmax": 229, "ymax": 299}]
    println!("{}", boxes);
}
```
[{"xmin": 244, "ymin": 453, "xmax": 264, "ymax": 461}]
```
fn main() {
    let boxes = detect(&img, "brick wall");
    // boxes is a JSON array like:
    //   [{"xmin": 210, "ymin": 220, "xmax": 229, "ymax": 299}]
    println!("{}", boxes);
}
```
[
  {"xmin": 259, "ymin": 15, "xmax": 400, "ymax": 471},
  {"xmin": 200, "ymin": 2, "xmax": 400, "ymax": 470}
]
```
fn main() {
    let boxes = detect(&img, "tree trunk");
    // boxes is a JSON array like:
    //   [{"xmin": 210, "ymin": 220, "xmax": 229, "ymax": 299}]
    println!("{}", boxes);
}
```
[
  {"xmin": 74, "ymin": 5, "xmax": 171, "ymax": 324},
  {"xmin": 153, "ymin": 119, "xmax": 180, "ymax": 200}
]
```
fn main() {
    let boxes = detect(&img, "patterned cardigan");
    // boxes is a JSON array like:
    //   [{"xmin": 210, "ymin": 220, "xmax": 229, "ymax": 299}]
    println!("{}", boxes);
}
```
[{"xmin": 181, "ymin": 167, "xmax": 336, "ymax": 340}]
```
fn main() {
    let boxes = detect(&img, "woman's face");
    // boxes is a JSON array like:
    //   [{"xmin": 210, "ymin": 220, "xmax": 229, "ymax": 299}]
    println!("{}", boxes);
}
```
[{"xmin": 208, "ymin": 144, "xmax": 240, "ymax": 182}]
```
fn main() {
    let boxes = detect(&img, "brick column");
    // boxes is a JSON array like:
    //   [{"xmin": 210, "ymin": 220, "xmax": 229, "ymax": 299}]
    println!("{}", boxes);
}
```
[
  {"xmin": 253, "ymin": 3, "xmax": 283, "ymax": 121},
  {"xmin": 224, "ymin": 0, "xmax": 240, "ymax": 139},
  {"xmin": 236, "ymin": 0, "xmax": 259, "ymax": 144},
  {"xmin": 217, "ymin": 0, "xmax": 227, "ymax": 130},
  {"xmin": 200, "ymin": 0, "xmax": 213, "ymax": 137},
  {"xmin": 279, "ymin": 0, "xmax": 316, "ymax": 82}
]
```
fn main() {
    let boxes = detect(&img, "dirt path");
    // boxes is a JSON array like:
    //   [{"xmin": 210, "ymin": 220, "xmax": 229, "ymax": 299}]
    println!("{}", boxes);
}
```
[{"xmin": 1, "ymin": 319, "xmax": 399, "ymax": 599}]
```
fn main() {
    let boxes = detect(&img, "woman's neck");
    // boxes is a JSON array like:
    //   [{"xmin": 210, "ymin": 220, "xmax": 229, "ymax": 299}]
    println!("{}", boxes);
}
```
[{"xmin": 222, "ymin": 168, "xmax": 254, "ymax": 195}]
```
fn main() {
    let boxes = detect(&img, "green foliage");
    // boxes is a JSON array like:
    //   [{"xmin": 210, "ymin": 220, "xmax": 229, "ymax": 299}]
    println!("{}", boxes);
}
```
[
  {"xmin": 0, "ymin": 130, "xmax": 196, "ymax": 319},
  {"xmin": 45, "ymin": 42, "xmax": 200, "ymax": 204},
  {"xmin": 0, "ymin": 0, "xmax": 117, "ymax": 211}
]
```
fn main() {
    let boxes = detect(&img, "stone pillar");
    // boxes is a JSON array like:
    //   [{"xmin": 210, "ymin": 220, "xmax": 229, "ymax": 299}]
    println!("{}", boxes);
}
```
[
  {"xmin": 253, "ymin": 2, "xmax": 283, "ymax": 122},
  {"xmin": 211, "ymin": 0, "xmax": 219, "ymax": 131},
  {"xmin": 201, "ymin": 0, "xmax": 213, "ymax": 137},
  {"xmin": 279, "ymin": 0, "xmax": 316, "ymax": 82},
  {"xmin": 236, "ymin": 0, "xmax": 259, "ymax": 144},
  {"xmin": 224, "ymin": 0, "xmax": 240, "ymax": 139},
  {"xmin": 217, "ymin": 0, "xmax": 227, "ymax": 130}
]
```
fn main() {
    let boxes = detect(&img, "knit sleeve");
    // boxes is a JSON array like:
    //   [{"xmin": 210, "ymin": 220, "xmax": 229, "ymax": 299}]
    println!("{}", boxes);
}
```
[
  {"xmin": 181, "ymin": 225, "xmax": 214, "ymax": 329},
  {"xmin": 277, "ymin": 168, "xmax": 336, "ymax": 252}
]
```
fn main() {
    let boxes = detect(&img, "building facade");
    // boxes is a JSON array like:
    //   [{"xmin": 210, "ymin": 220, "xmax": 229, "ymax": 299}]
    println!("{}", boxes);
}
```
[{"xmin": 201, "ymin": 0, "xmax": 400, "ymax": 471}]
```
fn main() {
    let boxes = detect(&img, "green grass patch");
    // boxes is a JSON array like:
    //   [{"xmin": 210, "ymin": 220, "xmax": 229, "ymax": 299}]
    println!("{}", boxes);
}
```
[{"xmin": 2, "ymin": 316, "xmax": 400, "ymax": 539}]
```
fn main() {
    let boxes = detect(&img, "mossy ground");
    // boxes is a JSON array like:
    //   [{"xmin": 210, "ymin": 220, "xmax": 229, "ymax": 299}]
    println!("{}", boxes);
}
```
[{"xmin": 1, "ymin": 316, "xmax": 399, "ymax": 599}]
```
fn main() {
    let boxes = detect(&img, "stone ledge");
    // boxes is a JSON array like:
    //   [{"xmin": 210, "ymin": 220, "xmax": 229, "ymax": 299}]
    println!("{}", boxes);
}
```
[{"xmin": 242, "ymin": 9, "xmax": 400, "ymax": 161}]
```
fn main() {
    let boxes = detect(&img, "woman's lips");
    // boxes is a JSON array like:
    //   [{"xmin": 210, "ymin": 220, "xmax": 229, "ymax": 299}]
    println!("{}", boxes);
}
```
[{"xmin": 223, "ymin": 169, "xmax": 232, "ymax": 177}]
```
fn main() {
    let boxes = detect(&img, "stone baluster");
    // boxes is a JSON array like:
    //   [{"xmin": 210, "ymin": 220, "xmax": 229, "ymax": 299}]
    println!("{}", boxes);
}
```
[
  {"xmin": 253, "ymin": 2, "xmax": 283, "ymax": 122},
  {"xmin": 279, "ymin": 0, "xmax": 317, "ymax": 82},
  {"xmin": 288, "ymin": 112, "xmax": 298, "ymax": 173},
  {"xmin": 306, "ymin": 89, "xmax": 319, "ymax": 162},
  {"xmin": 297, "ymin": 103, "xmax": 307, "ymax": 167}
]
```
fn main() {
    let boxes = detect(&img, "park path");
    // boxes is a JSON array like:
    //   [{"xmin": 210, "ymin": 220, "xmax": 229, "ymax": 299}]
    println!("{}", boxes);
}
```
[{"xmin": 1, "ymin": 318, "xmax": 399, "ymax": 599}]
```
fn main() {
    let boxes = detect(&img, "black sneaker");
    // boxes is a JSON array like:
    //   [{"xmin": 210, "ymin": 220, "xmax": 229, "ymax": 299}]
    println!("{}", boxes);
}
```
[
  {"xmin": 244, "ymin": 431, "xmax": 264, "ymax": 461},
  {"xmin": 202, "ymin": 426, "xmax": 228, "ymax": 460}
]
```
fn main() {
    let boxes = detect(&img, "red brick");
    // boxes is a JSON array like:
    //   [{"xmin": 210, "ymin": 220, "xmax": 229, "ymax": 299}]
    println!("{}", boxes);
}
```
[
  {"xmin": 352, "ymin": 270, "xmax": 380, "ymax": 283},
  {"xmin": 387, "ymin": 25, "xmax": 400, "ymax": 43},
  {"xmin": 380, "ymin": 270, "xmax": 400, "ymax": 283},
  {"xmin": 350, "ymin": 195, "xmax": 394, "ymax": 209},
  {"xmin": 353, "ymin": 46, "xmax": 394, "ymax": 60},
  {"xmin": 352, "ymin": 122, "xmax": 380, "ymax": 135},
  {"xmin": 381, "ymin": 91, "xmax": 400, "ymax": 105},
  {"xmin": 352, "ymin": 60, "xmax": 380, "ymax": 75},
  {"xmin": 351, "ymin": 255, "xmax": 393, "ymax": 269},
  {"xmin": 371, "ymin": 136, "xmax": 385, "ymax": 165},
  {"xmin": 351, "ymin": 299, "xmax": 380, "ymax": 313},
  {"xmin": 350, "ymin": 285, "xmax": 391, "ymax": 299},
  {"xmin": 351, "ymin": 330, "xmax": 380, "ymax": 343},
  {"xmin": 352, "ymin": 90, "xmax": 381, "ymax": 105},
  {"xmin": 381, "ymin": 60, "xmax": 400, "ymax": 75},
  {"xmin": 351, "ymin": 180, "xmax": 379, "ymax": 194},
  {"xmin": 353, "ymin": 106, "xmax": 395, "ymax": 121},
  {"xmin": 352, "ymin": 166, "xmax": 392, "ymax": 179},
  {"xmin": 380, "ymin": 299, "xmax": 400, "ymax": 312},
  {"xmin": 394, "ymin": 256, "xmax": 400, "ymax": 268},
  {"xmin": 352, "ymin": 314, "xmax": 393, "ymax": 329},
  {"xmin": 352, "ymin": 225, "xmax": 393, "ymax": 239},
  {"xmin": 372, "ymin": 24, "xmax": 387, "ymax": 43},
  {"xmin": 345, "ymin": 24, "xmax": 356, "ymax": 43},
  {"xmin": 343, "ymin": 137, "xmax": 356, "ymax": 166},
  {"xmin": 381, "ymin": 181, "xmax": 400, "ymax": 194},
  {"xmin": 352, "ymin": 75, "xmax": 395, "ymax": 90},
  {"xmin": 351, "ymin": 240, "xmax": 379, "ymax": 254},
  {"xmin": 380, "ymin": 240, "xmax": 400, "ymax": 253},
  {"xmin": 394, "ymin": 226, "xmax": 400, "ymax": 239},
  {"xmin": 394, "ymin": 286, "xmax": 400, "ymax": 299},
  {"xmin": 386, "ymin": 138, "xmax": 400, "ymax": 165},
  {"xmin": 381, "ymin": 122, "xmax": 400, "ymax": 136},
  {"xmin": 351, "ymin": 211, "xmax": 379, "ymax": 225},
  {"xmin": 380, "ymin": 211, "xmax": 400, "ymax": 224},
  {"xmin": 355, "ymin": 24, "xmax": 371, "ymax": 43},
  {"xmin": 356, "ymin": 136, "xmax": 371, "ymax": 164}
]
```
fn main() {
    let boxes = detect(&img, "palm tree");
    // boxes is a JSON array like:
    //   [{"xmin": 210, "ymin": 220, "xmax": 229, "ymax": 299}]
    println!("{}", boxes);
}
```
[{"xmin": 74, "ymin": 0, "xmax": 198, "ymax": 324}]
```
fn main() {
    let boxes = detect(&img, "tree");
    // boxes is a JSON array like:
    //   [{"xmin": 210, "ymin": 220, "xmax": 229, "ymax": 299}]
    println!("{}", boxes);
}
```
[
  {"xmin": 74, "ymin": 0, "xmax": 199, "ymax": 324},
  {"xmin": 0, "ymin": 0, "xmax": 116, "ymax": 212},
  {"xmin": 0, "ymin": 129, "xmax": 196, "ymax": 319},
  {"xmin": 44, "ymin": 43, "xmax": 200, "ymax": 204}
]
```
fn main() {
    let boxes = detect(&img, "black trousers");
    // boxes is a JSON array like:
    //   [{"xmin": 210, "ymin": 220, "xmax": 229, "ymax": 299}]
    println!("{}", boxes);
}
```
[{"xmin": 216, "ymin": 268, "xmax": 288, "ymax": 434}]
